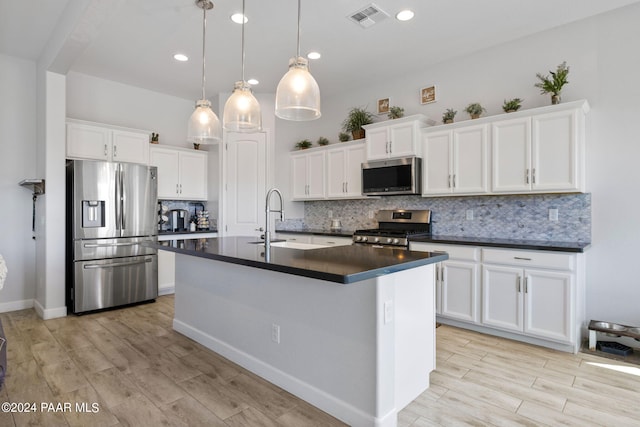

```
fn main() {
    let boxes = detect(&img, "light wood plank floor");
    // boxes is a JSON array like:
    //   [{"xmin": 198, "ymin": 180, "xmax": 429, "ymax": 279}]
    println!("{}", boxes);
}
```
[{"xmin": 1, "ymin": 296, "xmax": 639, "ymax": 426}]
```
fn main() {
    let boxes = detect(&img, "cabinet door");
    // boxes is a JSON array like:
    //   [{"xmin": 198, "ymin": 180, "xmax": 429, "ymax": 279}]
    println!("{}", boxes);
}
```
[
  {"xmin": 179, "ymin": 151, "xmax": 208, "ymax": 200},
  {"xmin": 344, "ymin": 144, "xmax": 365, "ymax": 197},
  {"xmin": 66, "ymin": 123, "xmax": 110, "ymax": 161},
  {"xmin": 532, "ymin": 109, "xmax": 579, "ymax": 191},
  {"xmin": 366, "ymin": 127, "xmax": 390, "ymax": 160},
  {"xmin": 492, "ymin": 117, "xmax": 531, "ymax": 193},
  {"xmin": 388, "ymin": 122, "xmax": 418, "ymax": 158},
  {"xmin": 291, "ymin": 154, "xmax": 308, "ymax": 199},
  {"xmin": 441, "ymin": 261, "xmax": 479, "ymax": 323},
  {"xmin": 149, "ymin": 147, "xmax": 180, "ymax": 199},
  {"xmin": 112, "ymin": 129, "xmax": 150, "ymax": 164},
  {"xmin": 158, "ymin": 250, "xmax": 175, "ymax": 295},
  {"xmin": 326, "ymin": 148, "xmax": 347, "ymax": 198},
  {"xmin": 454, "ymin": 125, "xmax": 488, "ymax": 194},
  {"xmin": 422, "ymin": 131, "xmax": 452, "ymax": 195},
  {"xmin": 306, "ymin": 151, "xmax": 326, "ymax": 199},
  {"xmin": 524, "ymin": 269, "xmax": 573, "ymax": 343},
  {"xmin": 482, "ymin": 265, "xmax": 523, "ymax": 333},
  {"xmin": 310, "ymin": 236, "xmax": 352, "ymax": 246}
]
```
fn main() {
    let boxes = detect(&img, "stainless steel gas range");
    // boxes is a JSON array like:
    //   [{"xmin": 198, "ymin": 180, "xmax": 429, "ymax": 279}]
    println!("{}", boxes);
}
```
[{"xmin": 352, "ymin": 209, "xmax": 431, "ymax": 249}]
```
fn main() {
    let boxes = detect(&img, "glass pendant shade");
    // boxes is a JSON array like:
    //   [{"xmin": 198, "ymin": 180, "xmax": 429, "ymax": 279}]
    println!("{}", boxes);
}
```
[
  {"xmin": 275, "ymin": 57, "xmax": 321, "ymax": 121},
  {"xmin": 224, "ymin": 81, "xmax": 262, "ymax": 131},
  {"xmin": 188, "ymin": 99, "xmax": 221, "ymax": 144}
]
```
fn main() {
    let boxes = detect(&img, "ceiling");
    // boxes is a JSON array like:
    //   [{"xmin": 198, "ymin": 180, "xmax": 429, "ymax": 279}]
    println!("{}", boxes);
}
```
[{"xmin": 2, "ymin": 0, "xmax": 639, "ymax": 100}]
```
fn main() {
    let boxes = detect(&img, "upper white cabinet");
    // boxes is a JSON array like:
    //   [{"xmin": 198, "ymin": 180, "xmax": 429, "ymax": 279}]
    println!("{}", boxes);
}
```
[
  {"xmin": 66, "ymin": 120, "xmax": 150, "ymax": 164},
  {"xmin": 291, "ymin": 150, "xmax": 326, "ymax": 200},
  {"xmin": 422, "ymin": 124, "xmax": 488, "ymax": 196},
  {"xmin": 326, "ymin": 142, "xmax": 365, "ymax": 198},
  {"xmin": 492, "ymin": 100, "xmax": 587, "ymax": 193},
  {"xmin": 150, "ymin": 146, "xmax": 208, "ymax": 200},
  {"xmin": 363, "ymin": 115, "xmax": 434, "ymax": 160}
]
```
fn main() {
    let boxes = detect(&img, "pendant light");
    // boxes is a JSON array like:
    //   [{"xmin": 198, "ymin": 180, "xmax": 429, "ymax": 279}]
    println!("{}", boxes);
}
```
[
  {"xmin": 223, "ymin": 0, "xmax": 262, "ymax": 131},
  {"xmin": 275, "ymin": 0, "xmax": 321, "ymax": 121},
  {"xmin": 187, "ymin": 0, "xmax": 221, "ymax": 144}
]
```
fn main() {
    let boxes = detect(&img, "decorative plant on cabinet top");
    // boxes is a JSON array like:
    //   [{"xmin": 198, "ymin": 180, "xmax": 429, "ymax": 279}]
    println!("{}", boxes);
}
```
[
  {"xmin": 342, "ymin": 107, "xmax": 375, "ymax": 140},
  {"xmin": 535, "ymin": 61, "xmax": 569, "ymax": 105}
]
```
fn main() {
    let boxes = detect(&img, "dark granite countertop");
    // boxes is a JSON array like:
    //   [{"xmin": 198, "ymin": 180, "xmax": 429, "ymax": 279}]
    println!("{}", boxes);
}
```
[
  {"xmin": 410, "ymin": 235, "xmax": 590, "ymax": 253},
  {"xmin": 275, "ymin": 228, "xmax": 355, "ymax": 238},
  {"xmin": 152, "ymin": 236, "xmax": 448, "ymax": 284}
]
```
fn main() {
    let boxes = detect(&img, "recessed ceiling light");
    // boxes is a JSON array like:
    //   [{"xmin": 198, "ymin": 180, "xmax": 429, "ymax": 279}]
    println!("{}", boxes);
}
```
[
  {"xmin": 247, "ymin": 78, "xmax": 259, "ymax": 85},
  {"xmin": 231, "ymin": 13, "xmax": 248, "ymax": 24},
  {"xmin": 173, "ymin": 53, "xmax": 189, "ymax": 62},
  {"xmin": 396, "ymin": 10, "xmax": 414, "ymax": 21},
  {"xmin": 307, "ymin": 52, "xmax": 321, "ymax": 60}
]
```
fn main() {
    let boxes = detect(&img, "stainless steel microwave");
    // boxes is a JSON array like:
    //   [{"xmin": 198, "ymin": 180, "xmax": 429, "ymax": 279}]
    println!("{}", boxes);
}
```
[{"xmin": 361, "ymin": 157, "xmax": 422, "ymax": 196}]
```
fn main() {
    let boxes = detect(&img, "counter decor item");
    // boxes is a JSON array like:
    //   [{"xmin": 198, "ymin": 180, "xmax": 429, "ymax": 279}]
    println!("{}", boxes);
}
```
[
  {"xmin": 535, "ymin": 61, "xmax": 569, "ymax": 105},
  {"xmin": 442, "ymin": 108, "xmax": 457, "ymax": 124},
  {"xmin": 193, "ymin": 143, "xmax": 200, "ymax": 150},
  {"xmin": 465, "ymin": 102, "xmax": 486, "ymax": 119},
  {"xmin": 295, "ymin": 139, "xmax": 312, "ymax": 150},
  {"xmin": 317, "ymin": 136, "xmax": 329, "ymax": 146},
  {"xmin": 196, "ymin": 210, "xmax": 210, "ymax": 230},
  {"xmin": 388, "ymin": 106, "xmax": 405, "ymax": 119},
  {"xmin": 338, "ymin": 132, "xmax": 350, "ymax": 142},
  {"xmin": 151, "ymin": 132, "xmax": 159, "ymax": 144},
  {"xmin": 342, "ymin": 106, "xmax": 375, "ymax": 140},
  {"xmin": 502, "ymin": 98, "xmax": 523, "ymax": 113}
]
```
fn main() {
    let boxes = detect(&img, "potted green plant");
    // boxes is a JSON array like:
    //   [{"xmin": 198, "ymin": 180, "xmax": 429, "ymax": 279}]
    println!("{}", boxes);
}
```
[
  {"xmin": 338, "ymin": 132, "xmax": 351, "ymax": 142},
  {"xmin": 442, "ymin": 108, "xmax": 457, "ymax": 124},
  {"xmin": 535, "ymin": 61, "xmax": 569, "ymax": 105},
  {"xmin": 295, "ymin": 139, "xmax": 312, "ymax": 150},
  {"xmin": 151, "ymin": 132, "xmax": 159, "ymax": 144},
  {"xmin": 387, "ymin": 106, "xmax": 405, "ymax": 119},
  {"xmin": 465, "ymin": 103, "xmax": 486, "ymax": 119},
  {"xmin": 342, "ymin": 107, "xmax": 375, "ymax": 140},
  {"xmin": 317, "ymin": 136, "xmax": 329, "ymax": 146},
  {"xmin": 502, "ymin": 98, "xmax": 523, "ymax": 113}
]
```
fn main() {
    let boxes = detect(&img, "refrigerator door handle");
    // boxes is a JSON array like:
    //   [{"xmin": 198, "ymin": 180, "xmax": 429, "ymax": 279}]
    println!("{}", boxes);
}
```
[
  {"xmin": 83, "ymin": 258, "xmax": 152, "ymax": 269},
  {"xmin": 115, "ymin": 167, "xmax": 121, "ymax": 232},
  {"xmin": 120, "ymin": 166, "xmax": 126, "ymax": 231}
]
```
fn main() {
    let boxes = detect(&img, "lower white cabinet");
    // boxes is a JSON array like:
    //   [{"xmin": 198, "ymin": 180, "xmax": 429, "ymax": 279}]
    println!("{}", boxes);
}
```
[
  {"xmin": 157, "ymin": 233, "xmax": 217, "ymax": 294},
  {"xmin": 411, "ymin": 242, "xmax": 583, "ymax": 352},
  {"xmin": 310, "ymin": 235, "xmax": 352, "ymax": 246},
  {"xmin": 410, "ymin": 243, "xmax": 480, "ymax": 323}
]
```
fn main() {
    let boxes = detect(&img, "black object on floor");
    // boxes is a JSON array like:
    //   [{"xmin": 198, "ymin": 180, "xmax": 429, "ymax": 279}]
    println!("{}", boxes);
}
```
[{"xmin": 597, "ymin": 341, "xmax": 634, "ymax": 356}]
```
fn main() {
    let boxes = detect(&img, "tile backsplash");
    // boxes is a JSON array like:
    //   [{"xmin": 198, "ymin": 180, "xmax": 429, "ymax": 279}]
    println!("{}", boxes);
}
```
[{"xmin": 279, "ymin": 193, "xmax": 591, "ymax": 242}]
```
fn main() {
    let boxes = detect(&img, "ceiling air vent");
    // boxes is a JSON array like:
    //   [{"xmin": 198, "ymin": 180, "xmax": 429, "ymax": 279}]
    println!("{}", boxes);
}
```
[{"xmin": 347, "ymin": 3, "xmax": 390, "ymax": 28}]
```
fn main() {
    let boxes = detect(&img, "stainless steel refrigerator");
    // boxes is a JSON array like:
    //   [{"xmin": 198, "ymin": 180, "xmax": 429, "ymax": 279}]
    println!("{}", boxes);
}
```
[{"xmin": 66, "ymin": 159, "xmax": 158, "ymax": 314}]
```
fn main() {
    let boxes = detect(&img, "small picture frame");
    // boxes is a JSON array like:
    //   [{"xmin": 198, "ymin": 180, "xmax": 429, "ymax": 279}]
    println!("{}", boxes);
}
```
[
  {"xmin": 377, "ymin": 97, "xmax": 390, "ymax": 115},
  {"xmin": 420, "ymin": 85, "xmax": 437, "ymax": 104}
]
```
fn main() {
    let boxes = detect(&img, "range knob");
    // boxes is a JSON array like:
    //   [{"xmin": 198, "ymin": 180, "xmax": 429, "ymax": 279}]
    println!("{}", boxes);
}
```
[
  {"xmin": 354, "ymin": 236, "xmax": 361, "ymax": 242},
  {"xmin": 392, "ymin": 238, "xmax": 400, "ymax": 244},
  {"xmin": 385, "ymin": 238, "xmax": 393, "ymax": 244},
  {"xmin": 373, "ymin": 237, "xmax": 380, "ymax": 243}
]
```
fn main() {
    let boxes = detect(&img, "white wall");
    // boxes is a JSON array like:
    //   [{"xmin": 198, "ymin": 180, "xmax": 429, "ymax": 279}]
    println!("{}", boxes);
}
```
[
  {"xmin": 66, "ymin": 71, "xmax": 195, "ymax": 148},
  {"xmin": 274, "ymin": 3, "xmax": 640, "ymax": 325},
  {"xmin": 0, "ymin": 54, "xmax": 37, "ymax": 311}
]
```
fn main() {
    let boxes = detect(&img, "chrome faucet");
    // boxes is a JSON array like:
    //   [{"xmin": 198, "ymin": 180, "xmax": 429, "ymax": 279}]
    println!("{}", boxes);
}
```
[{"xmin": 264, "ymin": 188, "xmax": 285, "ymax": 250}]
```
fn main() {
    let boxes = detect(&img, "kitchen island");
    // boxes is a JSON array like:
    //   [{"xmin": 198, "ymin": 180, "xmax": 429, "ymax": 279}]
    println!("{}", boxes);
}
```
[{"xmin": 156, "ymin": 236, "xmax": 447, "ymax": 427}]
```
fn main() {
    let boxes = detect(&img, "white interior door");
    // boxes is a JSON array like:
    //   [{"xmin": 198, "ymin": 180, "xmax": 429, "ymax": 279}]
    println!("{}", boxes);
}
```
[{"xmin": 224, "ymin": 132, "xmax": 267, "ymax": 236}]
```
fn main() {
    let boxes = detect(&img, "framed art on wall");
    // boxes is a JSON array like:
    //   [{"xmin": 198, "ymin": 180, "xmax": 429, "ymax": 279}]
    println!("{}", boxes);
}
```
[
  {"xmin": 420, "ymin": 86, "xmax": 437, "ymax": 104},
  {"xmin": 377, "ymin": 97, "xmax": 390, "ymax": 115}
]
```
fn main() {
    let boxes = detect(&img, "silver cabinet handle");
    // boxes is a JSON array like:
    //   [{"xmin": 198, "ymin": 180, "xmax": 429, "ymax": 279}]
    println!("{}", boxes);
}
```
[
  {"xmin": 448, "ymin": 175, "xmax": 452, "ymax": 188},
  {"xmin": 104, "ymin": 144, "xmax": 108, "ymax": 157},
  {"xmin": 389, "ymin": 141, "xmax": 392, "ymax": 153},
  {"xmin": 345, "ymin": 182, "xmax": 348, "ymax": 193},
  {"xmin": 532, "ymin": 168, "xmax": 536, "ymax": 184},
  {"xmin": 453, "ymin": 174, "xmax": 456, "ymax": 188},
  {"xmin": 517, "ymin": 275, "xmax": 521, "ymax": 292},
  {"xmin": 524, "ymin": 276, "xmax": 529, "ymax": 293},
  {"xmin": 514, "ymin": 256, "xmax": 532, "ymax": 261},
  {"xmin": 84, "ymin": 258, "xmax": 152, "ymax": 269},
  {"xmin": 525, "ymin": 169, "xmax": 529, "ymax": 184},
  {"xmin": 179, "ymin": 184, "xmax": 183, "ymax": 194},
  {"xmin": 176, "ymin": 184, "xmax": 179, "ymax": 194},
  {"xmin": 113, "ymin": 144, "xmax": 117, "ymax": 157}
]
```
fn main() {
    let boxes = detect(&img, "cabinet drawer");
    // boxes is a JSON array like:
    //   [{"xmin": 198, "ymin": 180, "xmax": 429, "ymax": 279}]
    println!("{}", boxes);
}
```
[
  {"xmin": 311, "ymin": 236, "xmax": 352, "ymax": 246},
  {"xmin": 482, "ymin": 248, "xmax": 575, "ymax": 271},
  {"xmin": 410, "ymin": 243, "xmax": 479, "ymax": 261}
]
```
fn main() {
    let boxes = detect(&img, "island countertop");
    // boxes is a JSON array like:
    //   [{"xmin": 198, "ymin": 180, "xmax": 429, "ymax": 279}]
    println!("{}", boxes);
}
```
[{"xmin": 154, "ymin": 236, "xmax": 448, "ymax": 284}]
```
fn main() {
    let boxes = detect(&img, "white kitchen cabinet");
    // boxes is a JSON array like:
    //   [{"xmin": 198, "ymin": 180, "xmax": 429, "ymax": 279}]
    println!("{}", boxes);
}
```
[
  {"xmin": 492, "ymin": 101, "xmax": 587, "ymax": 193},
  {"xmin": 422, "ymin": 124, "xmax": 488, "ymax": 196},
  {"xmin": 327, "ymin": 142, "xmax": 365, "ymax": 198},
  {"xmin": 363, "ymin": 115, "xmax": 433, "ymax": 160},
  {"xmin": 291, "ymin": 150, "xmax": 325, "ymax": 200},
  {"xmin": 276, "ymin": 233, "xmax": 312, "ymax": 244},
  {"xmin": 310, "ymin": 235, "xmax": 353, "ymax": 246},
  {"xmin": 66, "ymin": 120, "xmax": 150, "ymax": 164},
  {"xmin": 150, "ymin": 146, "xmax": 208, "ymax": 200},
  {"xmin": 410, "ymin": 243, "xmax": 480, "ymax": 323},
  {"xmin": 482, "ymin": 248, "xmax": 574, "ymax": 344}
]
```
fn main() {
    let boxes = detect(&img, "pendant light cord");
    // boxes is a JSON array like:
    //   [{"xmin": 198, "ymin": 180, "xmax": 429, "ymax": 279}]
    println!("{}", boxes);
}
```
[
  {"xmin": 241, "ymin": 0, "xmax": 246, "ymax": 83},
  {"xmin": 296, "ymin": 0, "xmax": 301, "ymax": 58},
  {"xmin": 201, "ymin": 4, "xmax": 207, "ymax": 100}
]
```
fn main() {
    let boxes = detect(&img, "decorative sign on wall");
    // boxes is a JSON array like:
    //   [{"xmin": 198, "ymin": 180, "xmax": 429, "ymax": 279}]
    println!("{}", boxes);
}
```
[
  {"xmin": 420, "ymin": 85, "xmax": 437, "ymax": 104},
  {"xmin": 377, "ymin": 97, "xmax": 391, "ymax": 115}
]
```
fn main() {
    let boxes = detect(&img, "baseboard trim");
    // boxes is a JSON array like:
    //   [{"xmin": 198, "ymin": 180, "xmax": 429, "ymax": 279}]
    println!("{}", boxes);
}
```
[
  {"xmin": 158, "ymin": 286, "xmax": 175, "ymax": 296},
  {"xmin": 0, "ymin": 299, "xmax": 33, "ymax": 314},
  {"xmin": 33, "ymin": 300, "xmax": 67, "ymax": 320},
  {"xmin": 173, "ymin": 319, "xmax": 380, "ymax": 427}
]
